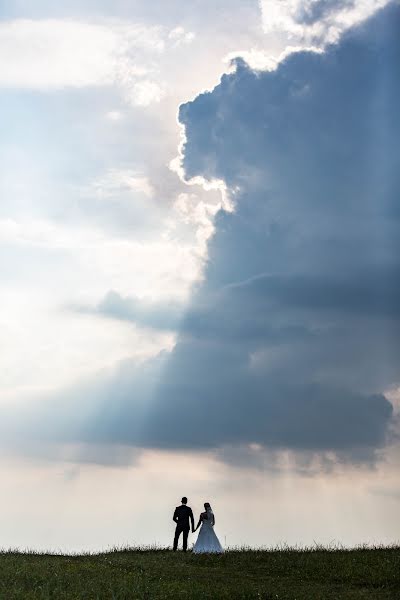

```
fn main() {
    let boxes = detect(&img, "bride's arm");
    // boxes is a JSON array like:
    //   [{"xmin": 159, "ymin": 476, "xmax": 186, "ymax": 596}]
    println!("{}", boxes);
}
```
[
  {"xmin": 193, "ymin": 516, "xmax": 202, "ymax": 532},
  {"xmin": 211, "ymin": 513, "xmax": 215, "ymax": 526}
]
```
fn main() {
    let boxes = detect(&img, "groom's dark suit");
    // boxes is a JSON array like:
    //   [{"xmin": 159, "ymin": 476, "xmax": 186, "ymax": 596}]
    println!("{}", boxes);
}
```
[{"xmin": 173, "ymin": 504, "xmax": 194, "ymax": 551}]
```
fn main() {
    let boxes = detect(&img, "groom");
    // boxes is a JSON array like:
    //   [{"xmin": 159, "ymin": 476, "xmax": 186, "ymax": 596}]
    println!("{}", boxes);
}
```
[{"xmin": 172, "ymin": 496, "xmax": 194, "ymax": 551}]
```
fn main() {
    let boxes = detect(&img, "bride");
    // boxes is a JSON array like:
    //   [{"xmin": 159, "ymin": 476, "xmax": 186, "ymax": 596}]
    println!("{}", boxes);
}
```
[{"xmin": 192, "ymin": 502, "xmax": 224, "ymax": 554}]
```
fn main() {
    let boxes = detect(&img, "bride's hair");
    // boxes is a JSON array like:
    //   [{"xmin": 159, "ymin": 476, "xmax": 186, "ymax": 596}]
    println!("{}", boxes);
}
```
[{"xmin": 204, "ymin": 502, "xmax": 211, "ymax": 511}]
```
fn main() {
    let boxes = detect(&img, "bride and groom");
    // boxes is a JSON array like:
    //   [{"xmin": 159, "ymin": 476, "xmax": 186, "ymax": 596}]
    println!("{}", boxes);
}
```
[{"xmin": 172, "ymin": 497, "xmax": 224, "ymax": 554}]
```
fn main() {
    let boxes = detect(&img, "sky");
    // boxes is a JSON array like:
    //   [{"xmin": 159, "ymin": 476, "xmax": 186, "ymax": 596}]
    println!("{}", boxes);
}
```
[{"xmin": 0, "ymin": 0, "xmax": 399, "ymax": 551}]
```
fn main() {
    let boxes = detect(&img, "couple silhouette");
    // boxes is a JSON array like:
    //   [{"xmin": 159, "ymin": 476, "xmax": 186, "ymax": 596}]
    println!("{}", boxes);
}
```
[{"xmin": 172, "ymin": 496, "xmax": 224, "ymax": 554}]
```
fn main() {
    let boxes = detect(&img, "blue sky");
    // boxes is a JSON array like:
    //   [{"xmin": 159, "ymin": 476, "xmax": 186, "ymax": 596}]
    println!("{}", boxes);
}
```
[{"xmin": 0, "ymin": 0, "xmax": 399, "ymax": 550}]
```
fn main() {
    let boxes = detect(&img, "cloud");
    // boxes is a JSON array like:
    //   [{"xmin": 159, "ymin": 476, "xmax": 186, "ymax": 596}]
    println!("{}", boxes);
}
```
[
  {"xmin": 105, "ymin": 110, "xmax": 124, "ymax": 121},
  {"xmin": 167, "ymin": 2, "xmax": 399, "ymax": 455},
  {"xmin": 128, "ymin": 79, "xmax": 165, "ymax": 106},
  {"xmin": 2, "ymin": 2, "xmax": 399, "ymax": 467},
  {"xmin": 90, "ymin": 169, "xmax": 154, "ymax": 199},
  {"xmin": 80, "ymin": 289, "xmax": 184, "ymax": 331},
  {"xmin": 0, "ymin": 18, "xmax": 193, "ymax": 106},
  {"xmin": 369, "ymin": 485, "xmax": 400, "ymax": 500},
  {"xmin": 0, "ymin": 215, "xmax": 204, "ymax": 301},
  {"xmin": 168, "ymin": 26, "xmax": 196, "ymax": 47},
  {"xmin": 260, "ymin": 0, "xmax": 391, "ymax": 44}
]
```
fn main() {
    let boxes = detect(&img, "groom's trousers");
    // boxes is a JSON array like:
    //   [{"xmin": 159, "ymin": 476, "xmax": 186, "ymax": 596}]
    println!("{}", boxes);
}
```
[{"xmin": 173, "ymin": 525, "xmax": 189, "ymax": 551}]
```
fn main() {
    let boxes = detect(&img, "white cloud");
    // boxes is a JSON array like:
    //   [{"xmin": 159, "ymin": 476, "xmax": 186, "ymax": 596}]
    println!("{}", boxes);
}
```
[
  {"xmin": 0, "ymin": 289, "xmax": 174, "ymax": 403},
  {"xmin": 105, "ymin": 110, "xmax": 124, "ymax": 121},
  {"xmin": 0, "ymin": 208, "xmax": 203, "ymax": 404},
  {"xmin": 0, "ymin": 216, "xmax": 203, "ymax": 299},
  {"xmin": 90, "ymin": 169, "xmax": 155, "ymax": 198},
  {"xmin": 128, "ymin": 79, "xmax": 165, "ymax": 106},
  {"xmin": 0, "ymin": 18, "xmax": 184, "ymax": 106},
  {"xmin": 260, "ymin": 0, "xmax": 391, "ymax": 45},
  {"xmin": 168, "ymin": 26, "xmax": 196, "ymax": 47},
  {"xmin": 171, "ymin": 191, "xmax": 222, "ymax": 252},
  {"xmin": 0, "ymin": 19, "xmax": 116, "ymax": 88},
  {"xmin": 224, "ymin": 48, "xmax": 279, "ymax": 71},
  {"xmin": 224, "ymin": 45, "xmax": 323, "ymax": 72}
]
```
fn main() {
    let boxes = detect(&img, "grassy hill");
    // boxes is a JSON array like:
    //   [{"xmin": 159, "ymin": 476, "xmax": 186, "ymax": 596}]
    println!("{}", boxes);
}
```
[{"xmin": 0, "ymin": 546, "xmax": 399, "ymax": 599}]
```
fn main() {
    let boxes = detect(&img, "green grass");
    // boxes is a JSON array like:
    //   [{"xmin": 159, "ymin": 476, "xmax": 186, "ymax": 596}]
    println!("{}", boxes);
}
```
[{"xmin": 0, "ymin": 545, "xmax": 399, "ymax": 599}]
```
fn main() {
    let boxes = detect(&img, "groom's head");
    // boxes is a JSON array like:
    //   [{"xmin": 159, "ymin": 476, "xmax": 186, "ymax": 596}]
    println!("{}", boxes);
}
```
[{"xmin": 181, "ymin": 497, "xmax": 188, "ymax": 504}]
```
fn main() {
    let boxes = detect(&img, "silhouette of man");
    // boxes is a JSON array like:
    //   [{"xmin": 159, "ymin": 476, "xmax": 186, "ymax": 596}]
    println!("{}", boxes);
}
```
[{"xmin": 173, "ymin": 496, "xmax": 194, "ymax": 551}]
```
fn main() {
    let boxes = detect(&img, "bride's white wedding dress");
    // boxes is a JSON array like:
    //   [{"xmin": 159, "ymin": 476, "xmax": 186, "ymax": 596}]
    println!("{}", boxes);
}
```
[{"xmin": 192, "ymin": 509, "xmax": 224, "ymax": 554}]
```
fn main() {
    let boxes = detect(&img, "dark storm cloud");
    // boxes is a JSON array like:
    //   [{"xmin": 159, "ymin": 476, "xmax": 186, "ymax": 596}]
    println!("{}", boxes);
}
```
[
  {"xmin": 154, "ymin": 2, "xmax": 399, "ymax": 457},
  {"xmin": 82, "ymin": 261, "xmax": 400, "ymax": 339},
  {"xmin": 5, "ymin": 3, "xmax": 399, "ymax": 466}
]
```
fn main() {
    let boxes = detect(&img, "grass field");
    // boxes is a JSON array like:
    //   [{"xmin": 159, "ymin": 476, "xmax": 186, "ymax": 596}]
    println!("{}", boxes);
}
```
[{"xmin": 0, "ymin": 546, "xmax": 399, "ymax": 599}]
